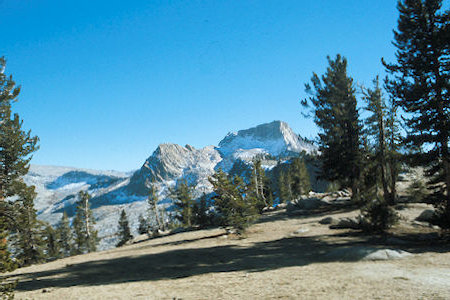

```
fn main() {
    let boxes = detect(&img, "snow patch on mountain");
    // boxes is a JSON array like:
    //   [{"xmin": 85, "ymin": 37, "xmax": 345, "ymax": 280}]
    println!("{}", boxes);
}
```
[{"xmin": 218, "ymin": 120, "xmax": 315, "ymax": 157}]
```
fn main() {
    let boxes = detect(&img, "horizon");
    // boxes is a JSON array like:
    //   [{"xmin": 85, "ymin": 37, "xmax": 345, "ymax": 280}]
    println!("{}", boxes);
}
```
[{"xmin": 1, "ymin": 1, "xmax": 399, "ymax": 171}]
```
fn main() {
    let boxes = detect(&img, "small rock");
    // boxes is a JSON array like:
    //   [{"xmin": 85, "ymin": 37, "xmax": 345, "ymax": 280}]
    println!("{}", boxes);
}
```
[
  {"xmin": 277, "ymin": 203, "xmax": 287, "ymax": 209},
  {"xmin": 319, "ymin": 217, "xmax": 336, "ymax": 225},
  {"xmin": 294, "ymin": 228, "xmax": 310, "ymax": 234},
  {"xmin": 326, "ymin": 246, "xmax": 412, "ymax": 261},
  {"xmin": 329, "ymin": 217, "xmax": 361, "ymax": 230},
  {"xmin": 363, "ymin": 249, "xmax": 412, "ymax": 261},
  {"xmin": 287, "ymin": 197, "xmax": 328, "ymax": 212}
]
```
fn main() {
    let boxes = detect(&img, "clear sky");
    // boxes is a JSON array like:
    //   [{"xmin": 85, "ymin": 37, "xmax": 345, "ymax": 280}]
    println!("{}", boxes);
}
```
[{"xmin": 1, "ymin": 0, "xmax": 400, "ymax": 171}]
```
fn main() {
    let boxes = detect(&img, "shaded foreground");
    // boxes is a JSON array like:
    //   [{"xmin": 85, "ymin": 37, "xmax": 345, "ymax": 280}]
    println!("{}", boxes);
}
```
[{"xmin": 5, "ymin": 205, "xmax": 450, "ymax": 299}]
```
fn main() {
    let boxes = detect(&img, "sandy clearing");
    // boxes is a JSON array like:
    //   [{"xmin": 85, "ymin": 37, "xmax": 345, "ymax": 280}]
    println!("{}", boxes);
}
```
[{"xmin": 5, "ymin": 204, "xmax": 450, "ymax": 300}]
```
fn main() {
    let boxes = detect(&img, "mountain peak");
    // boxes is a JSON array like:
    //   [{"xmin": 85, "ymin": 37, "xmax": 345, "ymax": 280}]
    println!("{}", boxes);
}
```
[{"xmin": 218, "ymin": 120, "xmax": 314, "ymax": 157}]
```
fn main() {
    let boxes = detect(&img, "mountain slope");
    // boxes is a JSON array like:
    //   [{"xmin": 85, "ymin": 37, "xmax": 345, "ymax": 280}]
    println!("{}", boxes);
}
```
[{"xmin": 28, "ymin": 120, "xmax": 316, "ymax": 249}]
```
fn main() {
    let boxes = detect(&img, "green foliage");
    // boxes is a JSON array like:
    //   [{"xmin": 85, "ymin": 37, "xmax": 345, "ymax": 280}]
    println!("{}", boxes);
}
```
[
  {"xmin": 277, "ymin": 170, "xmax": 291, "ymax": 203},
  {"xmin": 56, "ymin": 211, "xmax": 72, "ymax": 257},
  {"xmin": 44, "ymin": 225, "xmax": 60, "ymax": 261},
  {"xmin": 361, "ymin": 76, "xmax": 402, "ymax": 206},
  {"xmin": 361, "ymin": 199, "xmax": 399, "ymax": 233},
  {"xmin": 171, "ymin": 179, "xmax": 195, "ymax": 227},
  {"xmin": 11, "ymin": 185, "xmax": 46, "ymax": 267},
  {"xmin": 383, "ymin": 0, "xmax": 450, "ymax": 223},
  {"xmin": 0, "ymin": 279, "xmax": 16, "ymax": 300},
  {"xmin": 116, "ymin": 209, "xmax": 133, "ymax": 247},
  {"xmin": 192, "ymin": 193, "xmax": 213, "ymax": 228},
  {"xmin": 406, "ymin": 178, "xmax": 428, "ymax": 202},
  {"xmin": 0, "ymin": 58, "xmax": 39, "ymax": 299},
  {"xmin": 302, "ymin": 54, "xmax": 363, "ymax": 202},
  {"xmin": 290, "ymin": 157, "xmax": 311, "ymax": 197},
  {"xmin": 137, "ymin": 214, "xmax": 149, "ymax": 235},
  {"xmin": 276, "ymin": 158, "xmax": 310, "ymax": 203},
  {"xmin": 73, "ymin": 191, "xmax": 98, "ymax": 254},
  {"xmin": 209, "ymin": 170, "xmax": 257, "ymax": 234}
]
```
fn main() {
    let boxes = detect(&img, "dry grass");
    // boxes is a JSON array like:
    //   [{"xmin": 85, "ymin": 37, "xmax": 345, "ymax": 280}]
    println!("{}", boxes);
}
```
[{"xmin": 5, "ymin": 204, "xmax": 450, "ymax": 299}]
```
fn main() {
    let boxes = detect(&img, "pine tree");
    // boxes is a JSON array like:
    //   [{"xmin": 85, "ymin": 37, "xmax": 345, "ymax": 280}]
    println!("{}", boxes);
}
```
[
  {"xmin": 302, "ymin": 54, "xmax": 363, "ymax": 202},
  {"xmin": 44, "ymin": 225, "xmax": 60, "ymax": 260},
  {"xmin": 362, "ymin": 77, "xmax": 401, "ymax": 204},
  {"xmin": 116, "ymin": 209, "xmax": 133, "ymax": 247},
  {"xmin": 171, "ymin": 179, "xmax": 195, "ymax": 227},
  {"xmin": 72, "ymin": 210, "xmax": 84, "ymax": 255},
  {"xmin": 193, "ymin": 193, "xmax": 211, "ymax": 228},
  {"xmin": 137, "ymin": 214, "xmax": 149, "ymax": 235},
  {"xmin": 56, "ymin": 211, "xmax": 72, "ymax": 257},
  {"xmin": 290, "ymin": 157, "xmax": 311, "ymax": 197},
  {"xmin": 13, "ymin": 185, "xmax": 46, "ymax": 266},
  {"xmin": 0, "ymin": 57, "xmax": 39, "ymax": 293},
  {"xmin": 73, "ymin": 191, "xmax": 98, "ymax": 254},
  {"xmin": 383, "ymin": 0, "xmax": 450, "ymax": 226},
  {"xmin": 209, "ymin": 170, "xmax": 256, "ymax": 234},
  {"xmin": 278, "ymin": 170, "xmax": 292, "ymax": 203}
]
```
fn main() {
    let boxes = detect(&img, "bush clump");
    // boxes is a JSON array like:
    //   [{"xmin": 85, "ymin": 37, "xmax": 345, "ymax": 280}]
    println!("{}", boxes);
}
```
[{"xmin": 361, "ymin": 199, "xmax": 399, "ymax": 232}]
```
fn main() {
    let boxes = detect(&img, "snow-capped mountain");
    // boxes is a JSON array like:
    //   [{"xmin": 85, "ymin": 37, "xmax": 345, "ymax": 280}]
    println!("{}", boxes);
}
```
[
  {"xmin": 26, "ymin": 120, "xmax": 316, "ymax": 249},
  {"xmin": 218, "ymin": 120, "xmax": 315, "ymax": 157}
]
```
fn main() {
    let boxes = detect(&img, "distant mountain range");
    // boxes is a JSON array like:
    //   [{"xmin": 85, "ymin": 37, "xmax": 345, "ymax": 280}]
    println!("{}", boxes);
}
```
[{"xmin": 24, "ymin": 120, "xmax": 317, "ymax": 249}]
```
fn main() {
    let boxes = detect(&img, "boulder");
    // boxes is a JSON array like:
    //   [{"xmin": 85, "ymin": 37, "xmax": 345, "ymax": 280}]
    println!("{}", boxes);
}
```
[
  {"xmin": 326, "ymin": 246, "xmax": 412, "ymax": 261},
  {"xmin": 415, "ymin": 209, "xmax": 437, "ymax": 223},
  {"xmin": 277, "ymin": 203, "xmax": 287, "ymax": 209},
  {"xmin": 286, "ymin": 197, "xmax": 328, "ymax": 212},
  {"xmin": 329, "ymin": 217, "xmax": 361, "ymax": 229},
  {"xmin": 319, "ymin": 216, "xmax": 337, "ymax": 225}
]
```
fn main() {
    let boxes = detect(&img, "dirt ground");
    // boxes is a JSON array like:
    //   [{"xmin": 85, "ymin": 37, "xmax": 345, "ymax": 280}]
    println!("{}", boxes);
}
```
[{"xmin": 5, "ymin": 203, "xmax": 450, "ymax": 299}]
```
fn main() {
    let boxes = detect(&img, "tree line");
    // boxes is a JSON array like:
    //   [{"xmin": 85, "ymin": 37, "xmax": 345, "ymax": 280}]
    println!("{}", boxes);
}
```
[{"xmin": 302, "ymin": 0, "xmax": 449, "ymax": 231}]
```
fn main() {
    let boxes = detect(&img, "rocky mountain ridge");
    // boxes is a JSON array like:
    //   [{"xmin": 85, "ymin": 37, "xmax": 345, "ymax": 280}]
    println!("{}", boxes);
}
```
[{"xmin": 25, "ymin": 120, "xmax": 316, "ymax": 249}]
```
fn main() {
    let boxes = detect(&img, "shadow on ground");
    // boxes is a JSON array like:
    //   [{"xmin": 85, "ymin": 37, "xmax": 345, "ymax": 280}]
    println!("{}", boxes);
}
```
[{"xmin": 10, "ymin": 228, "xmax": 450, "ymax": 292}]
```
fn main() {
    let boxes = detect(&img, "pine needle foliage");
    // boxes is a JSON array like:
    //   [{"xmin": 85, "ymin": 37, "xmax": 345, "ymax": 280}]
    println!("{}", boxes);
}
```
[
  {"xmin": 383, "ymin": 0, "xmax": 450, "ymax": 227},
  {"xmin": 73, "ymin": 191, "xmax": 98, "ymax": 254},
  {"xmin": 302, "ymin": 54, "xmax": 363, "ymax": 202},
  {"xmin": 209, "ymin": 170, "xmax": 257, "ymax": 234},
  {"xmin": 116, "ymin": 209, "xmax": 133, "ymax": 247}
]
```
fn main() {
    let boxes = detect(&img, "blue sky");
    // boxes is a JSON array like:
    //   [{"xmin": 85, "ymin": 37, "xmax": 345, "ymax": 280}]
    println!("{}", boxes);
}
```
[{"xmin": 1, "ymin": 0, "xmax": 399, "ymax": 171}]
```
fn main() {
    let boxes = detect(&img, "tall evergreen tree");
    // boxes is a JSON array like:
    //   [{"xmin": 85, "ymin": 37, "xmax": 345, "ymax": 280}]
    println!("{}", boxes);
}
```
[
  {"xmin": 278, "ymin": 170, "xmax": 292, "ymax": 203},
  {"xmin": 0, "ymin": 57, "xmax": 39, "ymax": 283},
  {"xmin": 302, "ymin": 55, "xmax": 363, "ymax": 202},
  {"xmin": 383, "ymin": 0, "xmax": 450, "ymax": 225},
  {"xmin": 192, "ymin": 193, "xmax": 212, "ymax": 228},
  {"xmin": 73, "ymin": 191, "xmax": 98, "ymax": 254},
  {"xmin": 171, "ymin": 179, "xmax": 195, "ymax": 227},
  {"xmin": 56, "ymin": 211, "xmax": 72, "ymax": 257},
  {"xmin": 290, "ymin": 157, "xmax": 311, "ymax": 197},
  {"xmin": 116, "ymin": 209, "xmax": 133, "ymax": 247},
  {"xmin": 209, "ymin": 170, "xmax": 256, "ymax": 234},
  {"xmin": 12, "ymin": 185, "xmax": 46, "ymax": 266},
  {"xmin": 362, "ymin": 77, "xmax": 401, "ymax": 204},
  {"xmin": 137, "ymin": 214, "xmax": 149, "ymax": 235},
  {"xmin": 44, "ymin": 225, "xmax": 60, "ymax": 261}
]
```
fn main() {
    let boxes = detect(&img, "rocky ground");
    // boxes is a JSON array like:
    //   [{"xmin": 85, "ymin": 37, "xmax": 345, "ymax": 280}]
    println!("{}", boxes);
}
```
[{"xmin": 5, "ymin": 200, "xmax": 450, "ymax": 299}]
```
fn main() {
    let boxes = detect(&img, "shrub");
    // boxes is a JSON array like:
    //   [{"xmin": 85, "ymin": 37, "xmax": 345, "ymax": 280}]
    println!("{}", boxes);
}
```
[{"xmin": 361, "ymin": 199, "xmax": 399, "ymax": 232}]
